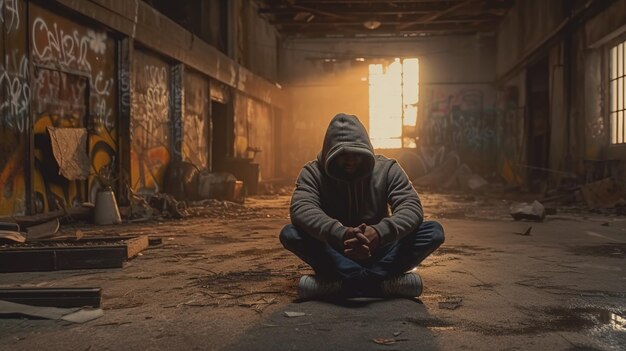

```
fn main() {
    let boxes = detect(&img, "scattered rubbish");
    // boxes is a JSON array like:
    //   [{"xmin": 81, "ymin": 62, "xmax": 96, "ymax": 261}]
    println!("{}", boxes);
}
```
[
  {"xmin": 24, "ymin": 218, "xmax": 60, "ymax": 240},
  {"xmin": 513, "ymin": 226, "xmax": 532, "ymax": 236},
  {"xmin": 438, "ymin": 297, "xmax": 463, "ymax": 310},
  {"xmin": 149, "ymin": 193, "xmax": 189, "ymax": 219},
  {"xmin": 47, "ymin": 127, "xmax": 90, "ymax": 181},
  {"xmin": 0, "ymin": 288, "xmax": 101, "ymax": 308},
  {"xmin": 510, "ymin": 201, "xmax": 546, "ymax": 222},
  {"xmin": 393, "ymin": 331, "xmax": 403, "ymax": 337},
  {"xmin": 0, "ymin": 230, "xmax": 26, "ymax": 243},
  {"xmin": 284, "ymin": 311, "xmax": 306, "ymax": 318},
  {"xmin": 580, "ymin": 178, "xmax": 624, "ymax": 209},
  {"xmin": 187, "ymin": 199, "xmax": 265, "ymax": 220},
  {"xmin": 372, "ymin": 337, "xmax": 408, "ymax": 345},
  {"xmin": 466, "ymin": 173, "xmax": 488, "ymax": 190},
  {"xmin": 75, "ymin": 229, "xmax": 84, "ymax": 240},
  {"xmin": 240, "ymin": 297, "xmax": 277, "ymax": 313},
  {"xmin": 163, "ymin": 161, "xmax": 200, "ymax": 201},
  {"xmin": 0, "ymin": 300, "xmax": 103, "ymax": 323},
  {"xmin": 198, "ymin": 172, "xmax": 243, "ymax": 202}
]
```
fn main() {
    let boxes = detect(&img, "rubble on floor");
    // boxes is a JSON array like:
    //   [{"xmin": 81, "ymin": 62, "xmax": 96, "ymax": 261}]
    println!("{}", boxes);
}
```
[{"xmin": 509, "ymin": 200, "xmax": 546, "ymax": 222}]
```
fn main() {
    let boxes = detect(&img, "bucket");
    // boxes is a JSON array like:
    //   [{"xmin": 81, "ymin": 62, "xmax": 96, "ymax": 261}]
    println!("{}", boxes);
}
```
[{"xmin": 94, "ymin": 189, "xmax": 122, "ymax": 225}]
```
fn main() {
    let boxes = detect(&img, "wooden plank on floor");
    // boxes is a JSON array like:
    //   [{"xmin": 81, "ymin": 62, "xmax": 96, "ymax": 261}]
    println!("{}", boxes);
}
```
[
  {"xmin": 124, "ymin": 235, "xmax": 149, "ymax": 259},
  {"xmin": 0, "ymin": 246, "xmax": 126, "ymax": 272},
  {"xmin": 0, "ymin": 288, "xmax": 102, "ymax": 308}
]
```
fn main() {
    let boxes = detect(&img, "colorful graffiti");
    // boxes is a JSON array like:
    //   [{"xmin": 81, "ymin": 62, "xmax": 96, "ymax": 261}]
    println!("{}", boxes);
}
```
[
  {"xmin": 131, "ymin": 51, "xmax": 171, "ymax": 194},
  {"xmin": 29, "ymin": 4, "xmax": 117, "ymax": 213},
  {"xmin": 420, "ymin": 86, "xmax": 496, "ymax": 173},
  {"xmin": 0, "ymin": 0, "xmax": 27, "ymax": 216},
  {"xmin": 183, "ymin": 71, "xmax": 209, "ymax": 169}
]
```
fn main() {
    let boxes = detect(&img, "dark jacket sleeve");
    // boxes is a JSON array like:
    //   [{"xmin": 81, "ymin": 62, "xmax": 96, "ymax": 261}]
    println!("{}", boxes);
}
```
[
  {"xmin": 372, "ymin": 161, "xmax": 423, "ymax": 245},
  {"xmin": 290, "ymin": 163, "xmax": 347, "ymax": 248}
]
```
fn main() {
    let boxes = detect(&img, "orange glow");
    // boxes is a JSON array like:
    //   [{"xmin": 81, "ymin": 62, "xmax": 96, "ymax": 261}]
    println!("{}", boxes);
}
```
[{"xmin": 368, "ymin": 58, "xmax": 419, "ymax": 149}]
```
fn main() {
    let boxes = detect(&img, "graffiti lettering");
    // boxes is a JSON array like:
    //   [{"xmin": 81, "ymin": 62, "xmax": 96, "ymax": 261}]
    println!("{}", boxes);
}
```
[
  {"xmin": 31, "ymin": 17, "xmax": 108, "ymax": 72},
  {"xmin": 131, "ymin": 60, "xmax": 171, "ymax": 194},
  {"xmin": 172, "ymin": 66, "xmax": 183, "ymax": 157},
  {"xmin": 0, "ymin": 0, "xmax": 20, "ymax": 32},
  {"xmin": 0, "ymin": 54, "xmax": 29, "ymax": 132}
]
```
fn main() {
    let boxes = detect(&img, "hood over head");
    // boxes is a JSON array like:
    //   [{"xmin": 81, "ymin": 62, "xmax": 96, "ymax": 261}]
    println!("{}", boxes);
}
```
[{"xmin": 317, "ymin": 113, "xmax": 375, "ymax": 181}]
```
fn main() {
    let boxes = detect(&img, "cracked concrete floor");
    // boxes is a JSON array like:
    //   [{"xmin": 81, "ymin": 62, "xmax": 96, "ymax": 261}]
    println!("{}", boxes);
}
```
[{"xmin": 0, "ymin": 192, "xmax": 625, "ymax": 350}]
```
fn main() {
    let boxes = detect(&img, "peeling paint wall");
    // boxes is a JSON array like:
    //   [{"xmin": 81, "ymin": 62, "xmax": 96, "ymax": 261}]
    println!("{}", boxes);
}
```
[{"xmin": 0, "ymin": 0, "xmax": 284, "ymax": 216}]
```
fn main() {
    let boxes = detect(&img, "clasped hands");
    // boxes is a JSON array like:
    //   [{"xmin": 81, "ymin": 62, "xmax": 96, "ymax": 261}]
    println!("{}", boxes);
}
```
[{"xmin": 343, "ymin": 223, "xmax": 380, "ymax": 260}]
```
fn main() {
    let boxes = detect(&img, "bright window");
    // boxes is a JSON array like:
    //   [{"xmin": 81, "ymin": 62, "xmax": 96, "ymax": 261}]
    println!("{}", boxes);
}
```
[
  {"xmin": 610, "ymin": 40, "xmax": 626, "ymax": 144},
  {"xmin": 368, "ymin": 58, "xmax": 419, "ymax": 149}
]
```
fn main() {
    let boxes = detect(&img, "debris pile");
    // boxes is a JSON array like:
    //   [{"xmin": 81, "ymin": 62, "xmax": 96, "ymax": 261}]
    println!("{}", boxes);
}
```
[
  {"xmin": 188, "ymin": 199, "xmax": 267, "ymax": 220},
  {"xmin": 409, "ymin": 151, "xmax": 490, "ymax": 191}
]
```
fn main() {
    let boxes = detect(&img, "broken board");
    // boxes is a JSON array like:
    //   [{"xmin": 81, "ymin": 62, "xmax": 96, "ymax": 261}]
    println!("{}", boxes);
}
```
[{"xmin": 0, "ymin": 235, "xmax": 150, "ymax": 273}]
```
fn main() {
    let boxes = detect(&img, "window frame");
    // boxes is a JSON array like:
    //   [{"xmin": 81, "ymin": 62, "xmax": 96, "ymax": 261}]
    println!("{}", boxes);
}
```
[{"xmin": 607, "ymin": 33, "xmax": 626, "ymax": 150}]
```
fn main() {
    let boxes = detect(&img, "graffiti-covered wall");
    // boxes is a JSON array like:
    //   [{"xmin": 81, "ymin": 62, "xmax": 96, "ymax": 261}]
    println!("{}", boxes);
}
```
[
  {"xmin": 234, "ymin": 94, "xmax": 275, "ymax": 180},
  {"xmin": 183, "ymin": 71, "xmax": 210, "ymax": 169},
  {"xmin": 0, "ymin": 0, "xmax": 28, "ymax": 215},
  {"xmin": 419, "ymin": 85, "xmax": 496, "ymax": 174},
  {"xmin": 131, "ymin": 50, "xmax": 171, "ymax": 195},
  {"xmin": 0, "ymin": 0, "xmax": 283, "ymax": 216},
  {"xmin": 30, "ymin": 4, "xmax": 117, "ymax": 213}
]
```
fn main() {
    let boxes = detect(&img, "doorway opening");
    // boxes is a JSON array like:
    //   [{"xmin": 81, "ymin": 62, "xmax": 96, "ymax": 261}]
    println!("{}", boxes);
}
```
[
  {"xmin": 211, "ymin": 100, "xmax": 229, "ymax": 172},
  {"xmin": 526, "ymin": 56, "xmax": 550, "ymax": 191}
]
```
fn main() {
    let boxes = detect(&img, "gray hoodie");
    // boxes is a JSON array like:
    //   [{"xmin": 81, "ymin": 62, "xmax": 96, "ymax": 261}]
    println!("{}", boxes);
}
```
[{"xmin": 290, "ymin": 113, "xmax": 423, "ymax": 249}]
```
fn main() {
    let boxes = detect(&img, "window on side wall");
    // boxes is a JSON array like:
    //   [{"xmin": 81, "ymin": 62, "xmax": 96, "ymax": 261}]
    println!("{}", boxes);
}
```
[{"xmin": 610, "ymin": 38, "xmax": 626, "ymax": 144}]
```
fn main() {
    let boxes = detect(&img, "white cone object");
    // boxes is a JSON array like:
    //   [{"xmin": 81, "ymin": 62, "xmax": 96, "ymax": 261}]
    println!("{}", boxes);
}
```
[{"xmin": 94, "ymin": 189, "xmax": 122, "ymax": 225}]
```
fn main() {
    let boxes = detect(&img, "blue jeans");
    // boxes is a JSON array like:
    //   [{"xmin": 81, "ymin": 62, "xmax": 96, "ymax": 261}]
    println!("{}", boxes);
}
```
[{"xmin": 279, "ymin": 221, "xmax": 444, "ymax": 282}]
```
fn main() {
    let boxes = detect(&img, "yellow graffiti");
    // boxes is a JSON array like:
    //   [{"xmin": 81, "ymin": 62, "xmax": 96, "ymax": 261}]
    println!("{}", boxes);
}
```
[
  {"xmin": 0, "ymin": 147, "xmax": 26, "ymax": 215},
  {"xmin": 130, "ymin": 146, "xmax": 170, "ymax": 193},
  {"xmin": 33, "ymin": 114, "xmax": 83, "ymax": 213}
]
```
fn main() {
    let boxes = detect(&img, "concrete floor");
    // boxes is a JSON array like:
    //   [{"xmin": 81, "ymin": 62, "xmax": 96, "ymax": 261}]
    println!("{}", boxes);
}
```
[{"xmin": 0, "ymin": 192, "xmax": 625, "ymax": 350}]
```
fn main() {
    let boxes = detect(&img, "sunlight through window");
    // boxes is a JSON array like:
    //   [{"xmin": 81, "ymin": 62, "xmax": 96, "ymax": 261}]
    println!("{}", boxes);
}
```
[{"xmin": 368, "ymin": 58, "xmax": 419, "ymax": 149}]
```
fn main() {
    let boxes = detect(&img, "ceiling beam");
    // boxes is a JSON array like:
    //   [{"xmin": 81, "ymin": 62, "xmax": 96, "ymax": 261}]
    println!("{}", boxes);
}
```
[
  {"xmin": 285, "ymin": 0, "xmax": 466, "ymax": 3},
  {"xmin": 397, "ymin": 0, "xmax": 482, "ymax": 30},
  {"xmin": 271, "ymin": 18, "xmax": 498, "ymax": 25},
  {"xmin": 260, "ymin": 9, "xmax": 434, "ymax": 15}
]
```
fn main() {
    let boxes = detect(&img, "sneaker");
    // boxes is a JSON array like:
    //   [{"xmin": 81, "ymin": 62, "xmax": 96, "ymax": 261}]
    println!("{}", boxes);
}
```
[
  {"xmin": 298, "ymin": 275, "xmax": 342, "ymax": 300},
  {"xmin": 381, "ymin": 272, "xmax": 423, "ymax": 298}
]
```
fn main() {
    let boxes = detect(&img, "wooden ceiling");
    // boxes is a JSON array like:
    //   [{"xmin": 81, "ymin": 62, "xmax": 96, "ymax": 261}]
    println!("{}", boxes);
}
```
[{"xmin": 257, "ymin": 0, "xmax": 514, "ymax": 38}]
